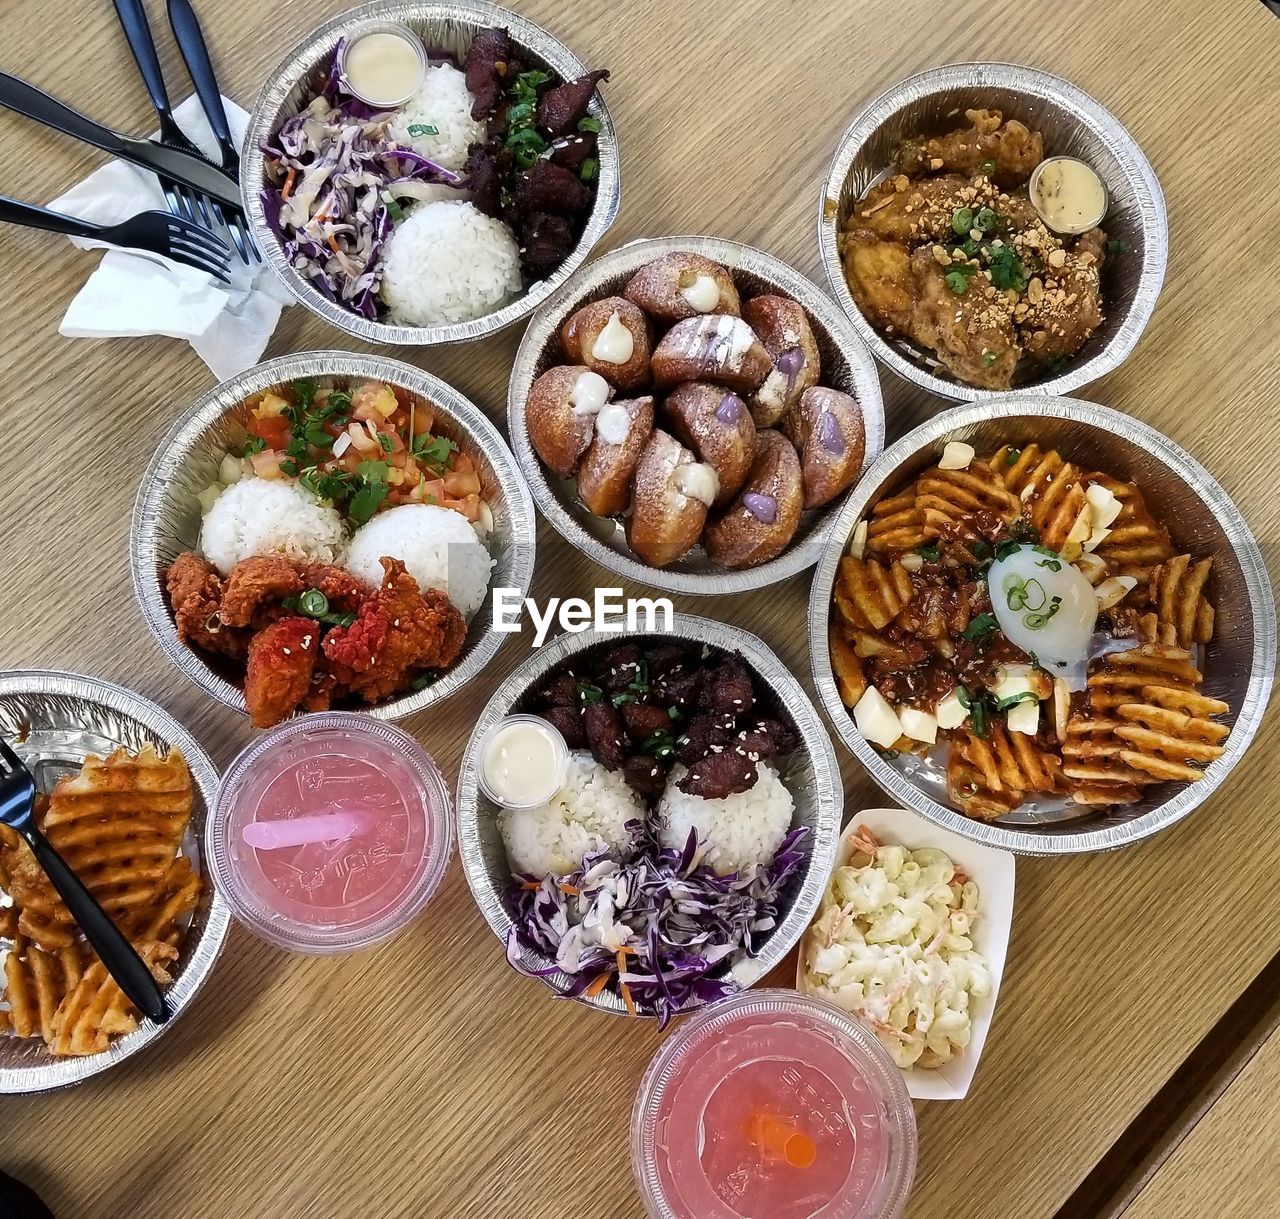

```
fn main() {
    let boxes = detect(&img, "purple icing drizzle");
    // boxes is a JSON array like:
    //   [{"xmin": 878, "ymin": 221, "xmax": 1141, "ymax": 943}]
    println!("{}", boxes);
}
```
[
  {"xmin": 715, "ymin": 394, "xmax": 744, "ymax": 425},
  {"xmin": 819, "ymin": 409, "xmax": 845, "ymax": 456},
  {"xmin": 743, "ymin": 492, "xmax": 778, "ymax": 524},
  {"xmin": 776, "ymin": 347, "xmax": 806, "ymax": 395}
]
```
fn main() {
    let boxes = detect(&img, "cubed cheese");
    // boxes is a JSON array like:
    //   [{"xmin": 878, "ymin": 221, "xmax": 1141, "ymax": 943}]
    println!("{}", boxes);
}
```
[
  {"xmin": 935, "ymin": 689, "xmax": 970, "ymax": 730},
  {"xmin": 898, "ymin": 552, "xmax": 924, "ymax": 572},
  {"xmin": 1085, "ymin": 482, "xmax": 1123, "ymax": 529},
  {"xmin": 1064, "ymin": 505, "xmax": 1093, "ymax": 547},
  {"xmin": 1094, "ymin": 575, "xmax": 1138, "ymax": 610},
  {"xmin": 1006, "ymin": 699, "xmax": 1040, "ymax": 736},
  {"xmin": 991, "ymin": 663, "xmax": 1034, "ymax": 702},
  {"xmin": 899, "ymin": 708, "xmax": 938, "ymax": 745},
  {"xmin": 849, "ymin": 519, "xmax": 868, "ymax": 560},
  {"xmin": 937, "ymin": 441, "xmax": 975, "ymax": 470},
  {"xmin": 853, "ymin": 686, "xmax": 903, "ymax": 750}
]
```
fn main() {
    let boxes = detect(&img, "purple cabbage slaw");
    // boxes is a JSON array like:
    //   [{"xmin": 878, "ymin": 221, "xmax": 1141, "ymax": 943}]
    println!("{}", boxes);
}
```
[
  {"xmin": 259, "ymin": 38, "xmax": 465, "ymax": 320},
  {"xmin": 506, "ymin": 825, "xmax": 810, "ymax": 1028}
]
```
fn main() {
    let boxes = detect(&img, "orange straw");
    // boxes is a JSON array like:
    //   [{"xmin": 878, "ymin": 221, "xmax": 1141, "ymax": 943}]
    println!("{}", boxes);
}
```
[{"xmin": 744, "ymin": 1110, "xmax": 817, "ymax": 1169}]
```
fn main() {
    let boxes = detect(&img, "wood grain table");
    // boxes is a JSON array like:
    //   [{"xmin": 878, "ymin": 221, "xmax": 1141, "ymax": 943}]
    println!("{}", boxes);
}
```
[{"xmin": 2, "ymin": 1, "xmax": 1278, "ymax": 1216}]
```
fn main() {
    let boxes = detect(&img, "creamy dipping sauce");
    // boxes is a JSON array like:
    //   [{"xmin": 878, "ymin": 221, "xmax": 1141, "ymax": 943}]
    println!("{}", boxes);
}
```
[
  {"xmin": 680, "ymin": 274, "xmax": 720, "ymax": 313},
  {"xmin": 590, "ymin": 312, "xmax": 635, "ymax": 364},
  {"xmin": 480, "ymin": 716, "xmax": 567, "ymax": 809},
  {"xmin": 341, "ymin": 29, "xmax": 426, "ymax": 108},
  {"xmin": 1030, "ymin": 157, "xmax": 1108, "ymax": 234}
]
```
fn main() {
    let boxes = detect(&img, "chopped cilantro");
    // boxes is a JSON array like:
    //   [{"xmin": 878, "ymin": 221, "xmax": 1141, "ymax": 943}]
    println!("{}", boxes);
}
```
[
  {"xmin": 952, "ymin": 237, "xmax": 979, "ymax": 257},
  {"xmin": 347, "ymin": 481, "xmax": 389, "ymax": 526},
  {"xmin": 279, "ymin": 459, "xmax": 299, "ymax": 477},
  {"xmin": 917, "ymin": 543, "xmax": 941, "ymax": 562},
  {"xmin": 292, "ymin": 377, "xmax": 317, "ymax": 411},
  {"xmin": 983, "ymin": 350, "xmax": 998, "ymax": 367},
  {"xmin": 414, "ymin": 434, "xmax": 458, "ymax": 471},
  {"xmin": 356, "ymin": 459, "xmax": 389, "ymax": 482},
  {"xmin": 377, "ymin": 433, "xmax": 394, "ymax": 453},
  {"xmin": 242, "ymin": 436, "xmax": 266, "ymax": 457}
]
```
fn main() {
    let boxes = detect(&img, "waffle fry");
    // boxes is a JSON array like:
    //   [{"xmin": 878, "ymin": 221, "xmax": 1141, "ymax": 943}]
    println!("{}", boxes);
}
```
[
  {"xmin": 1, "ymin": 745, "xmax": 192, "ymax": 950},
  {"xmin": 960, "ymin": 723, "xmax": 1061, "ymax": 793},
  {"xmin": 837, "ymin": 555, "xmax": 913, "ymax": 631},
  {"xmin": 947, "ymin": 750, "xmax": 1024, "ymax": 820},
  {"xmin": 915, "ymin": 463, "xmax": 1021, "ymax": 536},
  {"xmin": 1090, "ymin": 473, "xmax": 1175, "ymax": 580},
  {"xmin": 1113, "ymin": 702, "xmax": 1229, "ymax": 781},
  {"xmin": 1149, "ymin": 554, "xmax": 1215, "ymax": 648},
  {"xmin": 1086, "ymin": 643, "xmax": 1202, "ymax": 711},
  {"xmin": 866, "ymin": 489, "xmax": 930, "ymax": 553},
  {"xmin": 49, "ymin": 941, "xmax": 177, "ymax": 1057},
  {"xmin": 829, "ymin": 624, "xmax": 867, "ymax": 708},
  {"xmin": 1, "ymin": 936, "xmax": 85, "ymax": 1042},
  {"xmin": 119, "ymin": 856, "xmax": 200, "ymax": 946}
]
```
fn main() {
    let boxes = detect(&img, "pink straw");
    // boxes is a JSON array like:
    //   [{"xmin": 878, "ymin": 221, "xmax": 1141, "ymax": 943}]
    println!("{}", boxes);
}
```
[{"xmin": 242, "ymin": 810, "xmax": 376, "ymax": 851}]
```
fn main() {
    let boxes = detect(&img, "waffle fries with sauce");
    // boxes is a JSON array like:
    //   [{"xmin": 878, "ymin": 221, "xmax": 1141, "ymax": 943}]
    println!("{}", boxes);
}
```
[
  {"xmin": 830, "ymin": 440, "xmax": 1231, "ymax": 819},
  {"xmin": 0, "ymin": 745, "xmax": 199, "ymax": 1055}
]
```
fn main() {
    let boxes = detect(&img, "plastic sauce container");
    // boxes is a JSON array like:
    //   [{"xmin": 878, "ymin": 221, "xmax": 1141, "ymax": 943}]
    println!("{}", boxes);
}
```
[
  {"xmin": 339, "ymin": 22, "xmax": 427, "ymax": 109},
  {"xmin": 632, "ymin": 990, "xmax": 917, "ymax": 1219},
  {"xmin": 476, "ymin": 714, "xmax": 569, "ymax": 810},
  {"xmin": 209, "ymin": 713, "xmax": 452, "ymax": 954}
]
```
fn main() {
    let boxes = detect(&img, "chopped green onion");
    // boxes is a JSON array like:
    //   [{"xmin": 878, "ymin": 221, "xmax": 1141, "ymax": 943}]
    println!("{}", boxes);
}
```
[
  {"xmin": 974, "ymin": 206, "xmax": 999, "ymax": 231},
  {"xmin": 577, "ymin": 680, "xmax": 603, "ymax": 703},
  {"xmin": 917, "ymin": 543, "xmax": 942, "ymax": 562},
  {"xmin": 978, "ymin": 159, "xmax": 996, "ymax": 175},
  {"xmin": 384, "ymin": 197, "xmax": 405, "ymax": 223},
  {"xmin": 1106, "ymin": 238, "xmax": 1127, "ymax": 255},
  {"xmin": 996, "ymin": 690, "xmax": 1040, "ymax": 712},
  {"xmin": 983, "ymin": 350, "xmax": 998, "ymax": 367},
  {"xmin": 579, "ymin": 156, "xmax": 598, "ymax": 182},
  {"xmin": 962, "ymin": 613, "xmax": 997, "ymax": 641},
  {"xmin": 407, "ymin": 123, "xmax": 439, "ymax": 137},
  {"xmin": 952, "ymin": 206, "xmax": 975, "ymax": 235},
  {"xmin": 577, "ymin": 115, "xmax": 602, "ymax": 133}
]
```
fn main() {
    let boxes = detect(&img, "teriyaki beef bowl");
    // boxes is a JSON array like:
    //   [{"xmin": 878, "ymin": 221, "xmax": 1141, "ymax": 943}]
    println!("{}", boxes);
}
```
[
  {"xmin": 457, "ymin": 616, "xmax": 843, "ymax": 1022},
  {"xmin": 243, "ymin": 0, "xmax": 620, "ymax": 345}
]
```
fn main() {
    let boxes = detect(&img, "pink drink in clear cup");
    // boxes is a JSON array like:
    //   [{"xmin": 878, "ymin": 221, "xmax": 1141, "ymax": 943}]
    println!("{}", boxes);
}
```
[
  {"xmin": 209, "ymin": 713, "xmax": 452, "ymax": 953},
  {"xmin": 632, "ymin": 990, "xmax": 916, "ymax": 1219}
]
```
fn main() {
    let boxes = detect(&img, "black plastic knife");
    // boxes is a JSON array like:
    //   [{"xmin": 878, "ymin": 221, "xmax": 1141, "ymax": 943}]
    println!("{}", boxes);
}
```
[{"xmin": 0, "ymin": 70, "xmax": 240, "ymax": 209}]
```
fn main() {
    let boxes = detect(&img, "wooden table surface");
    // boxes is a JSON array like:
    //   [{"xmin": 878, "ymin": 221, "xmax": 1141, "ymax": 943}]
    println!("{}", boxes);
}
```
[{"xmin": 2, "ymin": 1, "xmax": 1278, "ymax": 1216}]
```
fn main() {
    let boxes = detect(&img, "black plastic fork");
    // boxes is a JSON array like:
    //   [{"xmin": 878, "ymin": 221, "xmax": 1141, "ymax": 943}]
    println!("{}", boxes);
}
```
[
  {"xmin": 0, "ymin": 739, "xmax": 168, "ymax": 1025},
  {"xmin": 0, "ymin": 195, "xmax": 231, "ymax": 282}
]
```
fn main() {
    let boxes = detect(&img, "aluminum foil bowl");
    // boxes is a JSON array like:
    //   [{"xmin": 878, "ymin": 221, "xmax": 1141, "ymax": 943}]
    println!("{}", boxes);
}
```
[
  {"xmin": 242, "ymin": 0, "xmax": 620, "ymax": 346},
  {"xmin": 508, "ymin": 235, "xmax": 886, "ymax": 595},
  {"xmin": 819, "ymin": 62, "xmax": 1167, "ymax": 402},
  {"xmin": 0, "ymin": 671, "xmax": 229, "ymax": 1094},
  {"xmin": 457, "ymin": 614, "xmax": 844, "ymax": 1016},
  {"xmin": 132, "ymin": 351, "xmax": 536, "ymax": 723},
  {"xmin": 809, "ymin": 396, "xmax": 1276, "ymax": 855}
]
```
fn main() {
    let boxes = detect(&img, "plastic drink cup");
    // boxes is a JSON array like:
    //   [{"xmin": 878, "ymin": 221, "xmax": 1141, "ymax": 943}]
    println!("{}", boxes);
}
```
[
  {"xmin": 632, "ymin": 989, "xmax": 917, "ymax": 1219},
  {"xmin": 208, "ymin": 713, "xmax": 452, "ymax": 953}
]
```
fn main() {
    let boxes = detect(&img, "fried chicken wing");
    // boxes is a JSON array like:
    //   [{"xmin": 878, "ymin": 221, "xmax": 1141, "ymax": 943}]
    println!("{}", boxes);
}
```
[
  {"xmin": 852, "ymin": 173, "xmax": 995, "ymax": 244},
  {"xmin": 244, "ymin": 616, "xmax": 320, "ymax": 728},
  {"xmin": 322, "ymin": 558, "xmax": 467, "ymax": 703},
  {"xmin": 842, "ymin": 229, "xmax": 914, "ymax": 334},
  {"xmin": 299, "ymin": 562, "xmax": 366, "ymax": 615},
  {"xmin": 165, "ymin": 551, "xmax": 249, "ymax": 660},
  {"xmin": 220, "ymin": 556, "xmax": 305, "ymax": 628},
  {"xmin": 906, "ymin": 248, "xmax": 1019, "ymax": 390},
  {"xmin": 1019, "ymin": 229, "xmax": 1107, "ymax": 365},
  {"xmin": 897, "ymin": 108, "xmax": 1043, "ymax": 188}
]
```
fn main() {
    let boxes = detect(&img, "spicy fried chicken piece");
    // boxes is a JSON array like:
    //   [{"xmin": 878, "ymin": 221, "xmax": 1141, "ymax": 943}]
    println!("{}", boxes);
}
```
[
  {"xmin": 897, "ymin": 108, "xmax": 1043, "ymax": 188},
  {"xmin": 852, "ymin": 173, "xmax": 992, "ymax": 244},
  {"xmin": 299, "ymin": 562, "xmax": 365, "ymax": 615},
  {"xmin": 678, "ymin": 751, "xmax": 758, "ymax": 800},
  {"xmin": 244, "ymin": 616, "xmax": 320, "ymax": 728},
  {"xmin": 322, "ymin": 559, "xmax": 466, "ymax": 704},
  {"xmin": 219, "ymin": 555, "xmax": 304, "ymax": 628},
  {"xmin": 166, "ymin": 551, "xmax": 249, "ymax": 660},
  {"xmin": 906, "ymin": 247, "xmax": 1019, "ymax": 390},
  {"xmin": 842, "ymin": 229, "xmax": 915, "ymax": 334},
  {"xmin": 1019, "ymin": 229, "xmax": 1107, "ymax": 366}
]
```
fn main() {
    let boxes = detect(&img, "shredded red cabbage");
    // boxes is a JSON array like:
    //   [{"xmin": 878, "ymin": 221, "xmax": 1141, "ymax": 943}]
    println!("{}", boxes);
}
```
[
  {"xmin": 506, "ymin": 825, "xmax": 809, "ymax": 1027},
  {"xmin": 259, "ymin": 42, "xmax": 465, "ymax": 319}
]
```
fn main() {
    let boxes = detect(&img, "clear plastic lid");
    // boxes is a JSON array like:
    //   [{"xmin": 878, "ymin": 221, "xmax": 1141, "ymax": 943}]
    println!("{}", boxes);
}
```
[
  {"xmin": 338, "ymin": 21, "xmax": 427, "ymax": 109},
  {"xmin": 208, "ymin": 713, "xmax": 453, "ymax": 954},
  {"xmin": 632, "ymin": 989, "xmax": 917, "ymax": 1219},
  {"xmin": 475, "ymin": 714, "xmax": 569, "ymax": 811}
]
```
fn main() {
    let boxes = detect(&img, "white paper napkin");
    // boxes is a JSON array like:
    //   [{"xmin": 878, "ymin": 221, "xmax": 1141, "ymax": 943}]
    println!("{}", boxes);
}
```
[{"xmin": 49, "ymin": 94, "xmax": 293, "ymax": 379}]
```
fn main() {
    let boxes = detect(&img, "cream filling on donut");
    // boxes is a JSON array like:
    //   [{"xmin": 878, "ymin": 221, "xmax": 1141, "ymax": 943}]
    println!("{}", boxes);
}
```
[
  {"xmin": 569, "ymin": 370, "xmax": 612, "ymax": 416},
  {"xmin": 590, "ymin": 313, "xmax": 635, "ymax": 364},
  {"xmin": 680, "ymin": 274, "xmax": 721, "ymax": 312},
  {"xmin": 674, "ymin": 462, "xmax": 719, "ymax": 507}
]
